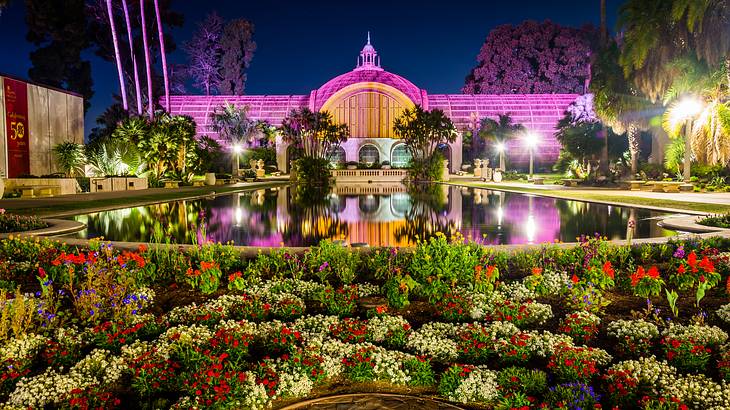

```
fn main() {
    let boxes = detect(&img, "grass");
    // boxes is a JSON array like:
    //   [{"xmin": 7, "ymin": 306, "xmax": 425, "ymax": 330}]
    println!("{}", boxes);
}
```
[
  {"xmin": 452, "ymin": 182, "xmax": 730, "ymax": 214},
  {"xmin": 2, "ymin": 182, "xmax": 287, "ymax": 217}
]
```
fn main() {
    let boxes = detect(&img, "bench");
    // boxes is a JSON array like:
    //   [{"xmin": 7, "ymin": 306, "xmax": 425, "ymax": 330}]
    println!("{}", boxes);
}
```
[
  {"xmin": 627, "ymin": 180, "xmax": 647, "ymax": 191},
  {"xmin": 215, "ymin": 179, "xmax": 231, "ymax": 186},
  {"xmin": 20, "ymin": 185, "xmax": 59, "ymax": 198},
  {"xmin": 192, "ymin": 180, "xmax": 205, "ymax": 187},
  {"xmin": 651, "ymin": 181, "xmax": 683, "ymax": 193},
  {"xmin": 562, "ymin": 178, "xmax": 583, "ymax": 187},
  {"xmin": 531, "ymin": 177, "xmax": 545, "ymax": 185},
  {"xmin": 163, "ymin": 180, "xmax": 180, "ymax": 189}
]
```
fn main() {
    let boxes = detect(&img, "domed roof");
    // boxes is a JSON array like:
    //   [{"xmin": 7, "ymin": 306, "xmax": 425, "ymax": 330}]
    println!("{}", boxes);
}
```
[
  {"xmin": 314, "ymin": 69, "xmax": 423, "ymax": 110},
  {"xmin": 312, "ymin": 34, "xmax": 423, "ymax": 109}
]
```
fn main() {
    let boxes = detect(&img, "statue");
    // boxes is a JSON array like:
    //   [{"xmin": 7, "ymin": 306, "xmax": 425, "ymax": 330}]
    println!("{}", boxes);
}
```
[
  {"xmin": 473, "ymin": 159, "xmax": 482, "ymax": 178},
  {"xmin": 255, "ymin": 159, "xmax": 265, "ymax": 178}
]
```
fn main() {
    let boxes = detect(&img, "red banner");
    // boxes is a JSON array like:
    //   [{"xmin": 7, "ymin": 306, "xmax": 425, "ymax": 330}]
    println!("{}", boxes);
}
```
[{"xmin": 4, "ymin": 78, "xmax": 30, "ymax": 177}]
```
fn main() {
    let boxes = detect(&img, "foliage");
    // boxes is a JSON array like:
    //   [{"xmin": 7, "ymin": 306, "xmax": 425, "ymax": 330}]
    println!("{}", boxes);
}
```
[
  {"xmin": 0, "ymin": 211, "xmax": 48, "ymax": 233},
  {"xmin": 699, "ymin": 213, "xmax": 730, "ymax": 229},
  {"xmin": 476, "ymin": 114, "xmax": 524, "ymax": 161},
  {"xmin": 114, "ymin": 113, "xmax": 197, "ymax": 181},
  {"xmin": 393, "ymin": 105, "xmax": 457, "ymax": 162},
  {"xmin": 184, "ymin": 12, "xmax": 224, "ymax": 95},
  {"xmin": 52, "ymin": 142, "xmax": 86, "ymax": 177},
  {"xmin": 408, "ymin": 151, "xmax": 445, "ymax": 182},
  {"xmin": 281, "ymin": 108, "xmax": 349, "ymax": 161},
  {"xmin": 219, "ymin": 19, "xmax": 256, "ymax": 95},
  {"xmin": 664, "ymin": 136, "xmax": 686, "ymax": 174},
  {"xmin": 463, "ymin": 20, "xmax": 597, "ymax": 94},
  {"xmin": 85, "ymin": 139, "xmax": 146, "ymax": 177},
  {"xmin": 209, "ymin": 103, "xmax": 259, "ymax": 147}
]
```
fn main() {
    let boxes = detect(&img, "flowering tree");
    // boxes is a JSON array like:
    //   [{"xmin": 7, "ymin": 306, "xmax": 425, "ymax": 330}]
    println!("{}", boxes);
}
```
[{"xmin": 463, "ymin": 20, "xmax": 597, "ymax": 94}]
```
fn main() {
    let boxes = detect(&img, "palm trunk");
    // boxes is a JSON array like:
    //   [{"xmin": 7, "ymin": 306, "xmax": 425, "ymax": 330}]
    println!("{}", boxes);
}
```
[
  {"xmin": 106, "ymin": 0, "xmax": 128, "ymax": 111},
  {"xmin": 599, "ymin": 127, "xmax": 609, "ymax": 176},
  {"xmin": 121, "ymin": 0, "xmax": 142, "ymax": 115},
  {"xmin": 725, "ymin": 57, "xmax": 730, "ymax": 92},
  {"xmin": 628, "ymin": 123, "xmax": 640, "ymax": 175},
  {"xmin": 140, "ymin": 0, "xmax": 154, "ymax": 118},
  {"xmin": 153, "ymin": 0, "xmax": 170, "ymax": 112}
]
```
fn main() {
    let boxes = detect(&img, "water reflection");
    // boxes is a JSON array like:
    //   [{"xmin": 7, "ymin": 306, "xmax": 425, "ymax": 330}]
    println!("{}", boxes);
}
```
[{"xmin": 71, "ymin": 185, "xmax": 677, "ymax": 247}]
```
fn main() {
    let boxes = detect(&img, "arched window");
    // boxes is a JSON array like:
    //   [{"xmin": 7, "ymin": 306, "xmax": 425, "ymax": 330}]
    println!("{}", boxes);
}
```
[
  {"xmin": 358, "ymin": 144, "xmax": 380, "ymax": 165},
  {"xmin": 327, "ymin": 146, "xmax": 346, "ymax": 165},
  {"xmin": 390, "ymin": 144, "xmax": 412, "ymax": 168},
  {"xmin": 358, "ymin": 195, "xmax": 380, "ymax": 214}
]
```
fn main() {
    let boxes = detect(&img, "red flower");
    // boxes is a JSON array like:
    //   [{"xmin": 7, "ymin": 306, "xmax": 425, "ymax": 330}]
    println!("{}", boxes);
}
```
[
  {"xmin": 602, "ymin": 261, "xmax": 615, "ymax": 279},
  {"xmin": 647, "ymin": 266, "xmax": 660, "ymax": 279},
  {"xmin": 38, "ymin": 267, "xmax": 47, "ymax": 279},
  {"xmin": 677, "ymin": 264, "xmax": 686, "ymax": 274},
  {"xmin": 571, "ymin": 274, "xmax": 579, "ymax": 284}
]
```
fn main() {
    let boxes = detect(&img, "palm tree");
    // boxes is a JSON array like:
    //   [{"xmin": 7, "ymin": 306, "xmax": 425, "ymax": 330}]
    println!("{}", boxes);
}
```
[
  {"xmin": 121, "ymin": 0, "xmax": 142, "ymax": 114},
  {"xmin": 153, "ymin": 0, "xmax": 170, "ymax": 112},
  {"xmin": 477, "ymin": 114, "xmax": 524, "ymax": 171},
  {"xmin": 106, "ymin": 0, "xmax": 128, "ymax": 111},
  {"xmin": 662, "ymin": 59, "xmax": 730, "ymax": 167},
  {"xmin": 591, "ymin": 40, "xmax": 657, "ymax": 174},
  {"xmin": 139, "ymin": 0, "xmax": 154, "ymax": 118},
  {"xmin": 619, "ymin": 0, "xmax": 729, "ymax": 101},
  {"xmin": 52, "ymin": 142, "xmax": 86, "ymax": 177},
  {"xmin": 210, "ymin": 103, "xmax": 258, "ymax": 174}
]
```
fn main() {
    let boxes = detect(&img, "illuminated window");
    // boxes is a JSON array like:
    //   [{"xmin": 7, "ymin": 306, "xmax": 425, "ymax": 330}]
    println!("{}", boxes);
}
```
[
  {"xmin": 358, "ymin": 144, "xmax": 380, "ymax": 165},
  {"xmin": 327, "ymin": 146, "xmax": 346, "ymax": 165},
  {"xmin": 390, "ymin": 144, "xmax": 412, "ymax": 168}
]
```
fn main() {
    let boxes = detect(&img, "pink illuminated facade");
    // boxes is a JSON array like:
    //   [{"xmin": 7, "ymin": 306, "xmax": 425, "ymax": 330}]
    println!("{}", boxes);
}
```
[{"xmin": 169, "ymin": 35, "xmax": 578, "ymax": 172}]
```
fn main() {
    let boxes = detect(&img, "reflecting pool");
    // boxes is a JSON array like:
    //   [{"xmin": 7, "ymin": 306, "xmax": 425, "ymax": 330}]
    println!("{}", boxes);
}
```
[{"xmin": 68, "ymin": 185, "xmax": 678, "ymax": 247}]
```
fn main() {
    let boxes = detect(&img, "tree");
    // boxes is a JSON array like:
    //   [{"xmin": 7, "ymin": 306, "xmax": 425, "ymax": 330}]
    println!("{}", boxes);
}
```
[
  {"xmin": 121, "ymin": 0, "xmax": 142, "ymax": 114},
  {"xmin": 219, "ymin": 19, "xmax": 256, "ymax": 95},
  {"xmin": 618, "ymin": 0, "xmax": 729, "ymax": 101},
  {"xmin": 662, "ymin": 59, "xmax": 730, "ymax": 167},
  {"xmin": 209, "ymin": 103, "xmax": 258, "ymax": 146},
  {"xmin": 555, "ymin": 95, "xmax": 606, "ymax": 177},
  {"xmin": 25, "ymin": 0, "xmax": 93, "ymax": 112},
  {"xmin": 139, "ymin": 0, "xmax": 153, "ymax": 117},
  {"xmin": 477, "ymin": 114, "xmax": 524, "ymax": 170},
  {"xmin": 280, "ymin": 108, "xmax": 349, "ymax": 160},
  {"xmin": 394, "ymin": 106, "xmax": 458, "ymax": 163},
  {"xmin": 591, "ymin": 40, "xmax": 657, "ymax": 174},
  {"xmin": 463, "ymin": 21, "xmax": 598, "ymax": 94},
  {"xmin": 52, "ymin": 142, "xmax": 86, "ymax": 177},
  {"xmin": 153, "ymin": 0, "xmax": 170, "ymax": 111},
  {"xmin": 185, "ymin": 12, "xmax": 224, "ymax": 95},
  {"xmin": 106, "ymin": 0, "xmax": 128, "ymax": 111}
]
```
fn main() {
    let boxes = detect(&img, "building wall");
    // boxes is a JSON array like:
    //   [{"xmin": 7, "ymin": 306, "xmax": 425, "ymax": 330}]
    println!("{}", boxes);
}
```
[{"xmin": 0, "ymin": 76, "xmax": 84, "ymax": 177}]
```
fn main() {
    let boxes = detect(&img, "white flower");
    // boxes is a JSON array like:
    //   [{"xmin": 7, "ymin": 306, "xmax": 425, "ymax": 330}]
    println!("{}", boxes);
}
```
[
  {"xmin": 448, "ymin": 367, "xmax": 500, "ymax": 404},
  {"xmin": 717, "ymin": 303, "xmax": 730, "ymax": 324}
]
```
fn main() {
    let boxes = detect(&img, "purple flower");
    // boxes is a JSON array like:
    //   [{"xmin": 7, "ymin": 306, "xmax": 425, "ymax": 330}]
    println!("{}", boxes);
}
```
[
  {"xmin": 673, "ymin": 245, "xmax": 685, "ymax": 259},
  {"xmin": 318, "ymin": 262, "xmax": 329, "ymax": 272}
]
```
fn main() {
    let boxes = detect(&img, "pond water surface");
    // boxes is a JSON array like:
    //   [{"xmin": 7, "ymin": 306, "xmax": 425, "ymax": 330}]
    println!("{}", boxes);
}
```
[{"xmin": 69, "ymin": 185, "xmax": 678, "ymax": 247}]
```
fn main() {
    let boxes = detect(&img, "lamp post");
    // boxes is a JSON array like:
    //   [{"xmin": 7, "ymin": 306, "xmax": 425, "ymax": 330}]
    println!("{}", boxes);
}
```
[
  {"xmin": 524, "ymin": 132, "xmax": 539, "ymax": 180},
  {"xmin": 671, "ymin": 97, "xmax": 703, "ymax": 182},
  {"xmin": 495, "ymin": 142, "xmax": 506, "ymax": 171},
  {"xmin": 232, "ymin": 144, "xmax": 243, "ymax": 178}
]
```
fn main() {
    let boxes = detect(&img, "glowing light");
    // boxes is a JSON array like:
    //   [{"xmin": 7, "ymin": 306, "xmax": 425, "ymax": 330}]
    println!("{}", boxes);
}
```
[
  {"xmin": 496, "ymin": 206, "xmax": 504, "ymax": 226},
  {"xmin": 672, "ymin": 96, "xmax": 703, "ymax": 121},
  {"xmin": 524, "ymin": 132, "xmax": 539, "ymax": 149},
  {"xmin": 495, "ymin": 142, "xmax": 505, "ymax": 153},
  {"xmin": 233, "ymin": 144, "xmax": 243, "ymax": 154},
  {"xmin": 235, "ymin": 207, "xmax": 242, "ymax": 225}
]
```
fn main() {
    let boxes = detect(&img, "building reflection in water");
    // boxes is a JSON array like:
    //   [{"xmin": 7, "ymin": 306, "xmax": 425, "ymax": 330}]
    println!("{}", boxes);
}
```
[{"xmin": 73, "ymin": 185, "xmax": 677, "ymax": 247}]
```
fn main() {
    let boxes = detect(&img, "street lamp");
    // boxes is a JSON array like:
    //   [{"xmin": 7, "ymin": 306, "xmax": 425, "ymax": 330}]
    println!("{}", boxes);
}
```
[
  {"xmin": 524, "ymin": 132, "xmax": 539, "ymax": 180},
  {"xmin": 495, "ymin": 142, "xmax": 506, "ymax": 171},
  {"xmin": 671, "ymin": 96, "xmax": 703, "ymax": 182},
  {"xmin": 232, "ymin": 144, "xmax": 243, "ymax": 177}
]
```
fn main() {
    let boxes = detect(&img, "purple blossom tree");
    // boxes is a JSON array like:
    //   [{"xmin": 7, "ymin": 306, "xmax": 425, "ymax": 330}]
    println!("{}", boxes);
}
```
[{"xmin": 463, "ymin": 20, "xmax": 598, "ymax": 94}]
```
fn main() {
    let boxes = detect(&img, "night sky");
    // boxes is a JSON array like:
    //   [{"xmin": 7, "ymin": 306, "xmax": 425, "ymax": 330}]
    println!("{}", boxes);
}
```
[{"xmin": 0, "ymin": 0, "xmax": 621, "ymax": 136}]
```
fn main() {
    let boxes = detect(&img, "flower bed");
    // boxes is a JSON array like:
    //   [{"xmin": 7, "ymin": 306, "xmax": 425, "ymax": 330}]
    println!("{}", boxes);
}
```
[
  {"xmin": 0, "ymin": 209, "xmax": 48, "ymax": 233},
  {"xmin": 0, "ymin": 232, "xmax": 729, "ymax": 409}
]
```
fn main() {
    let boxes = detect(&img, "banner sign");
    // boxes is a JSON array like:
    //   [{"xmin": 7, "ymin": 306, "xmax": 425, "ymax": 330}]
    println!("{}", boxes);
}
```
[{"xmin": 3, "ymin": 78, "xmax": 30, "ymax": 177}]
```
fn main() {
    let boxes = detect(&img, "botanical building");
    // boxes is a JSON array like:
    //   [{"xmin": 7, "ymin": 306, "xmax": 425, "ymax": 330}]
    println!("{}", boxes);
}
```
[{"xmin": 170, "ymin": 36, "xmax": 578, "ymax": 172}]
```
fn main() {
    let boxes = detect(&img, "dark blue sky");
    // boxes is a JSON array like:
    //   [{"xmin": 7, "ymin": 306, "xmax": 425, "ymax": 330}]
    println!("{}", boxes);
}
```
[{"xmin": 0, "ymin": 0, "xmax": 621, "ymax": 135}]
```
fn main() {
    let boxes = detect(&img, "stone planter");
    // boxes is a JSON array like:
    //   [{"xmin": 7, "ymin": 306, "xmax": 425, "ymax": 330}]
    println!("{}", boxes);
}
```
[
  {"xmin": 346, "ymin": 165, "xmax": 358, "ymax": 170},
  {"xmin": 204, "ymin": 173, "xmax": 217, "ymax": 186},
  {"xmin": 0, "ymin": 178, "xmax": 4, "ymax": 199},
  {"xmin": 382, "ymin": 165, "xmax": 391, "ymax": 170}
]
